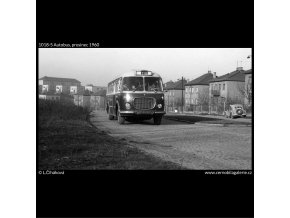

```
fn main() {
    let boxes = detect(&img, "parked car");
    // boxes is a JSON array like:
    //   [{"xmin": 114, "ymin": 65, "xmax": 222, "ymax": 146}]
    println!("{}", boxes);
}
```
[{"xmin": 224, "ymin": 104, "xmax": 246, "ymax": 119}]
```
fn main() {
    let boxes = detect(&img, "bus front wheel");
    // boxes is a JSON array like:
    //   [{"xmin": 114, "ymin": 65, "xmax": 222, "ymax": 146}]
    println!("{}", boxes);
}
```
[
  {"xmin": 109, "ymin": 114, "xmax": 114, "ymax": 120},
  {"xmin": 153, "ymin": 116, "xmax": 162, "ymax": 125},
  {"xmin": 117, "ymin": 111, "xmax": 125, "ymax": 124}
]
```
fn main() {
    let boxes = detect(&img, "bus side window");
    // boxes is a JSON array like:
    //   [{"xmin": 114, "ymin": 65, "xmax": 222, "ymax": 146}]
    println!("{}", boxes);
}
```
[
  {"xmin": 117, "ymin": 78, "xmax": 121, "ymax": 92},
  {"xmin": 123, "ymin": 82, "xmax": 128, "ymax": 91},
  {"xmin": 113, "ymin": 82, "xmax": 116, "ymax": 93}
]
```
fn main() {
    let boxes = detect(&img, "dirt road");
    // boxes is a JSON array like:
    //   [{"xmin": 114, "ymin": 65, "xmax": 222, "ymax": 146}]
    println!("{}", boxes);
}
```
[{"xmin": 90, "ymin": 110, "xmax": 252, "ymax": 170}]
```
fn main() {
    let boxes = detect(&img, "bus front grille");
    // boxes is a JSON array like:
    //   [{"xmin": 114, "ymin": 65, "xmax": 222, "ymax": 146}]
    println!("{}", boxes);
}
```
[{"xmin": 134, "ymin": 98, "xmax": 156, "ymax": 110}]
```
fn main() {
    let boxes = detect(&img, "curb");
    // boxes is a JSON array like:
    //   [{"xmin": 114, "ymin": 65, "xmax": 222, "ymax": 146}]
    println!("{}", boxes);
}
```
[{"xmin": 164, "ymin": 117, "xmax": 251, "ymax": 127}]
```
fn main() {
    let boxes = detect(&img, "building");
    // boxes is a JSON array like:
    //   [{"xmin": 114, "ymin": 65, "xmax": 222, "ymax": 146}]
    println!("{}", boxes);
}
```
[
  {"xmin": 84, "ymin": 84, "xmax": 107, "ymax": 94},
  {"xmin": 91, "ymin": 89, "xmax": 107, "ymax": 110},
  {"xmin": 70, "ymin": 85, "xmax": 85, "ymax": 94},
  {"xmin": 184, "ymin": 71, "xmax": 213, "ymax": 111},
  {"xmin": 244, "ymin": 69, "xmax": 252, "ymax": 106},
  {"xmin": 164, "ymin": 79, "xmax": 187, "ymax": 112},
  {"xmin": 73, "ymin": 91, "xmax": 91, "ymax": 108},
  {"xmin": 39, "ymin": 91, "xmax": 74, "ymax": 103},
  {"xmin": 73, "ymin": 89, "xmax": 107, "ymax": 110},
  {"xmin": 209, "ymin": 67, "xmax": 246, "ymax": 114},
  {"xmin": 164, "ymin": 80, "xmax": 175, "ymax": 89},
  {"xmin": 39, "ymin": 92, "xmax": 61, "ymax": 101},
  {"xmin": 39, "ymin": 76, "xmax": 81, "ymax": 94}
]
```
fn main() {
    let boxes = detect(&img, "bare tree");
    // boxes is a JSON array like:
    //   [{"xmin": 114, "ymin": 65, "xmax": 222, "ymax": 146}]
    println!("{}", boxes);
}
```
[
  {"xmin": 197, "ymin": 91, "xmax": 209, "ymax": 111},
  {"xmin": 237, "ymin": 82, "xmax": 252, "ymax": 107}
]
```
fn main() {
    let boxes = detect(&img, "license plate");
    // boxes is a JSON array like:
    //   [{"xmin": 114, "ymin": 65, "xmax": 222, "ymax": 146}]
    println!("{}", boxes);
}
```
[{"xmin": 137, "ymin": 110, "xmax": 153, "ymax": 115}]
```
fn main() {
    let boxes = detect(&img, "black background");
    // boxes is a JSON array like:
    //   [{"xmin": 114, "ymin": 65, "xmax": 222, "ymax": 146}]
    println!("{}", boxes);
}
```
[{"xmin": 37, "ymin": 0, "xmax": 254, "ymax": 217}]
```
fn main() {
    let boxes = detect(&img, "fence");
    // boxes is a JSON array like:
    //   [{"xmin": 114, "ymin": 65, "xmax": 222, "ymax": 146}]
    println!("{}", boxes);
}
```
[
  {"xmin": 167, "ymin": 103, "xmax": 252, "ymax": 116},
  {"xmin": 166, "ymin": 104, "xmax": 209, "ymax": 114}
]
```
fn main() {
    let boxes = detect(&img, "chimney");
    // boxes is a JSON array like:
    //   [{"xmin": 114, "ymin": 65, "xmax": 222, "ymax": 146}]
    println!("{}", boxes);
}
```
[
  {"xmin": 213, "ymin": 72, "xmax": 216, "ymax": 79},
  {"xmin": 236, "ymin": 67, "xmax": 243, "ymax": 71}
]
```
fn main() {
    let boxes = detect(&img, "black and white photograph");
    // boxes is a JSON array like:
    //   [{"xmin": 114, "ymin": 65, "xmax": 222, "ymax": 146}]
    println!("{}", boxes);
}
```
[
  {"xmin": 38, "ymin": 48, "xmax": 252, "ymax": 170},
  {"xmin": 34, "ymin": 1, "xmax": 255, "ymax": 218},
  {"xmin": 5, "ymin": 0, "xmax": 290, "ymax": 218}
]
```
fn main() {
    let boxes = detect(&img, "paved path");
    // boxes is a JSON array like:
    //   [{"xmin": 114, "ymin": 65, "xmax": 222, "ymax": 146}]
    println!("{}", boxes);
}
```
[{"xmin": 90, "ymin": 110, "xmax": 252, "ymax": 170}]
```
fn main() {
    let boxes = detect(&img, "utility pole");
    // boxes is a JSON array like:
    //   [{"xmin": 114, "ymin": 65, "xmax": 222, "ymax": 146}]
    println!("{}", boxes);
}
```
[
  {"xmin": 168, "ymin": 92, "xmax": 169, "ymax": 112},
  {"xmin": 181, "ymin": 76, "xmax": 184, "ymax": 113}
]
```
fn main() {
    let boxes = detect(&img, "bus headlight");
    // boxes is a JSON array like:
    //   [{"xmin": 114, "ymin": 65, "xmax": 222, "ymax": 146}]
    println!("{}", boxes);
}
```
[
  {"xmin": 125, "ymin": 103, "xmax": 131, "ymax": 110},
  {"xmin": 157, "ymin": 104, "xmax": 162, "ymax": 108},
  {"xmin": 124, "ymin": 94, "xmax": 131, "ymax": 102}
]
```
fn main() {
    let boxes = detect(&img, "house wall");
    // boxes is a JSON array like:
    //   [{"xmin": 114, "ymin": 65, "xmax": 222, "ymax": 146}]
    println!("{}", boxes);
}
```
[
  {"xmin": 209, "ymin": 81, "xmax": 228, "ymax": 98},
  {"xmin": 85, "ymin": 86, "xmax": 106, "ymax": 93},
  {"xmin": 185, "ymin": 85, "xmax": 209, "ymax": 107},
  {"xmin": 82, "ymin": 96, "xmax": 91, "ymax": 108},
  {"xmin": 38, "ymin": 85, "xmax": 42, "ymax": 93},
  {"xmin": 226, "ymin": 81, "xmax": 245, "ymax": 102},
  {"xmin": 164, "ymin": 89, "xmax": 185, "ymax": 110},
  {"xmin": 244, "ymin": 74, "xmax": 252, "ymax": 105},
  {"xmin": 73, "ymin": 95, "xmax": 98, "ymax": 108},
  {"xmin": 45, "ymin": 95, "xmax": 60, "ymax": 101},
  {"xmin": 40, "ymin": 79, "xmax": 81, "ymax": 94},
  {"xmin": 39, "ymin": 94, "xmax": 46, "ymax": 99},
  {"xmin": 90, "ymin": 96, "xmax": 106, "ymax": 110},
  {"xmin": 245, "ymin": 74, "xmax": 252, "ymax": 88},
  {"xmin": 73, "ymin": 95, "xmax": 82, "ymax": 106},
  {"xmin": 209, "ymin": 80, "xmax": 245, "ymax": 106}
]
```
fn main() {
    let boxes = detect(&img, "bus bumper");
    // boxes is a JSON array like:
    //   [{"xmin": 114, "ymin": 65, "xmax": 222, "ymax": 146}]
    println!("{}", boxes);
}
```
[{"xmin": 120, "ymin": 110, "xmax": 166, "ymax": 116}]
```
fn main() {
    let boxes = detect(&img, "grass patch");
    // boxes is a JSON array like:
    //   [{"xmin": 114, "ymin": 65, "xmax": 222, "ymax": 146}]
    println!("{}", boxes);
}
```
[{"xmin": 38, "ymin": 99, "xmax": 183, "ymax": 169}]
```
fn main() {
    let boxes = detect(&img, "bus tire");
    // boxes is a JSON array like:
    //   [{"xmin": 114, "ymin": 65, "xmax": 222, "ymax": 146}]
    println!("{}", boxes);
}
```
[
  {"xmin": 109, "ymin": 115, "xmax": 114, "ymax": 120},
  {"xmin": 117, "ymin": 111, "xmax": 125, "ymax": 124},
  {"xmin": 153, "ymin": 116, "xmax": 162, "ymax": 125}
]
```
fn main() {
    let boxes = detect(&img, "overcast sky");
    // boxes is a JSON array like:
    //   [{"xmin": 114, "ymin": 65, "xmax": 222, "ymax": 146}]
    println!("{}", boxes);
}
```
[{"xmin": 39, "ymin": 48, "xmax": 252, "ymax": 86}]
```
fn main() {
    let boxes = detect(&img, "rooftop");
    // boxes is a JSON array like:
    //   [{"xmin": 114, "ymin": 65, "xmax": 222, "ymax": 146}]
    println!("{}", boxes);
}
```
[
  {"xmin": 164, "ymin": 79, "xmax": 187, "ymax": 90},
  {"xmin": 185, "ymin": 73, "xmax": 213, "ymax": 86},
  {"xmin": 209, "ymin": 69, "xmax": 246, "ymax": 83},
  {"xmin": 39, "ymin": 76, "xmax": 81, "ymax": 83}
]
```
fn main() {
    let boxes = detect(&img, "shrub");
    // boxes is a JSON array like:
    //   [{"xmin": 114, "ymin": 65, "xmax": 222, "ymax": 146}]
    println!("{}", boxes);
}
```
[{"xmin": 38, "ymin": 99, "xmax": 90, "ymax": 121}]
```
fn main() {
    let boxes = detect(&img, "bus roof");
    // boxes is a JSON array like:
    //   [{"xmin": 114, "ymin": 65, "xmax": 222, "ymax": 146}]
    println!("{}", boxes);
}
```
[
  {"xmin": 119, "ymin": 71, "xmax": 162, "ymax": 78},
  {"xmin": 107, "ymin": 71, "xmax": 162, "ymax": 85}
]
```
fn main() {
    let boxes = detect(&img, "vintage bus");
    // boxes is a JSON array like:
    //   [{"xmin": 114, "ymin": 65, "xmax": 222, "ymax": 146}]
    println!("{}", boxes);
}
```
[{"xmin": 106, "ymin": 70, "xmax": 166, "ymax": 125}]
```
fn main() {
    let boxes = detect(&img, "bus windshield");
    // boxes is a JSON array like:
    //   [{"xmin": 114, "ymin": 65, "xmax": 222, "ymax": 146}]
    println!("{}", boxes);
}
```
[
  {"xmin": 122, "ymin": 77, "xmax": 144, "ymax": 91},
  {"xmin": 145, "ymin": 77, "xmax": 163, "ymax": 92}
]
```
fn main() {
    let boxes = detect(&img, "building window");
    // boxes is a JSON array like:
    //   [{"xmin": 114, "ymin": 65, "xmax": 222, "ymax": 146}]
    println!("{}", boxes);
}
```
[
  {"xmin": 223, "ymin": 84, "xmax": 225, "ymax": 90},
  {"xmin": 56, "ymin": 85, "xmax": 63, "ymax": 93},
  {"xmin": 42, "ymin": 85, "xmax": 49, "ymax": 92},
  {"xmin": 70, "ymin": 86, "xmax": 77, "ymax": 94},
  {"xmin": 219, "ymin": 84, "xmax": 221, "ymax": 90}
]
